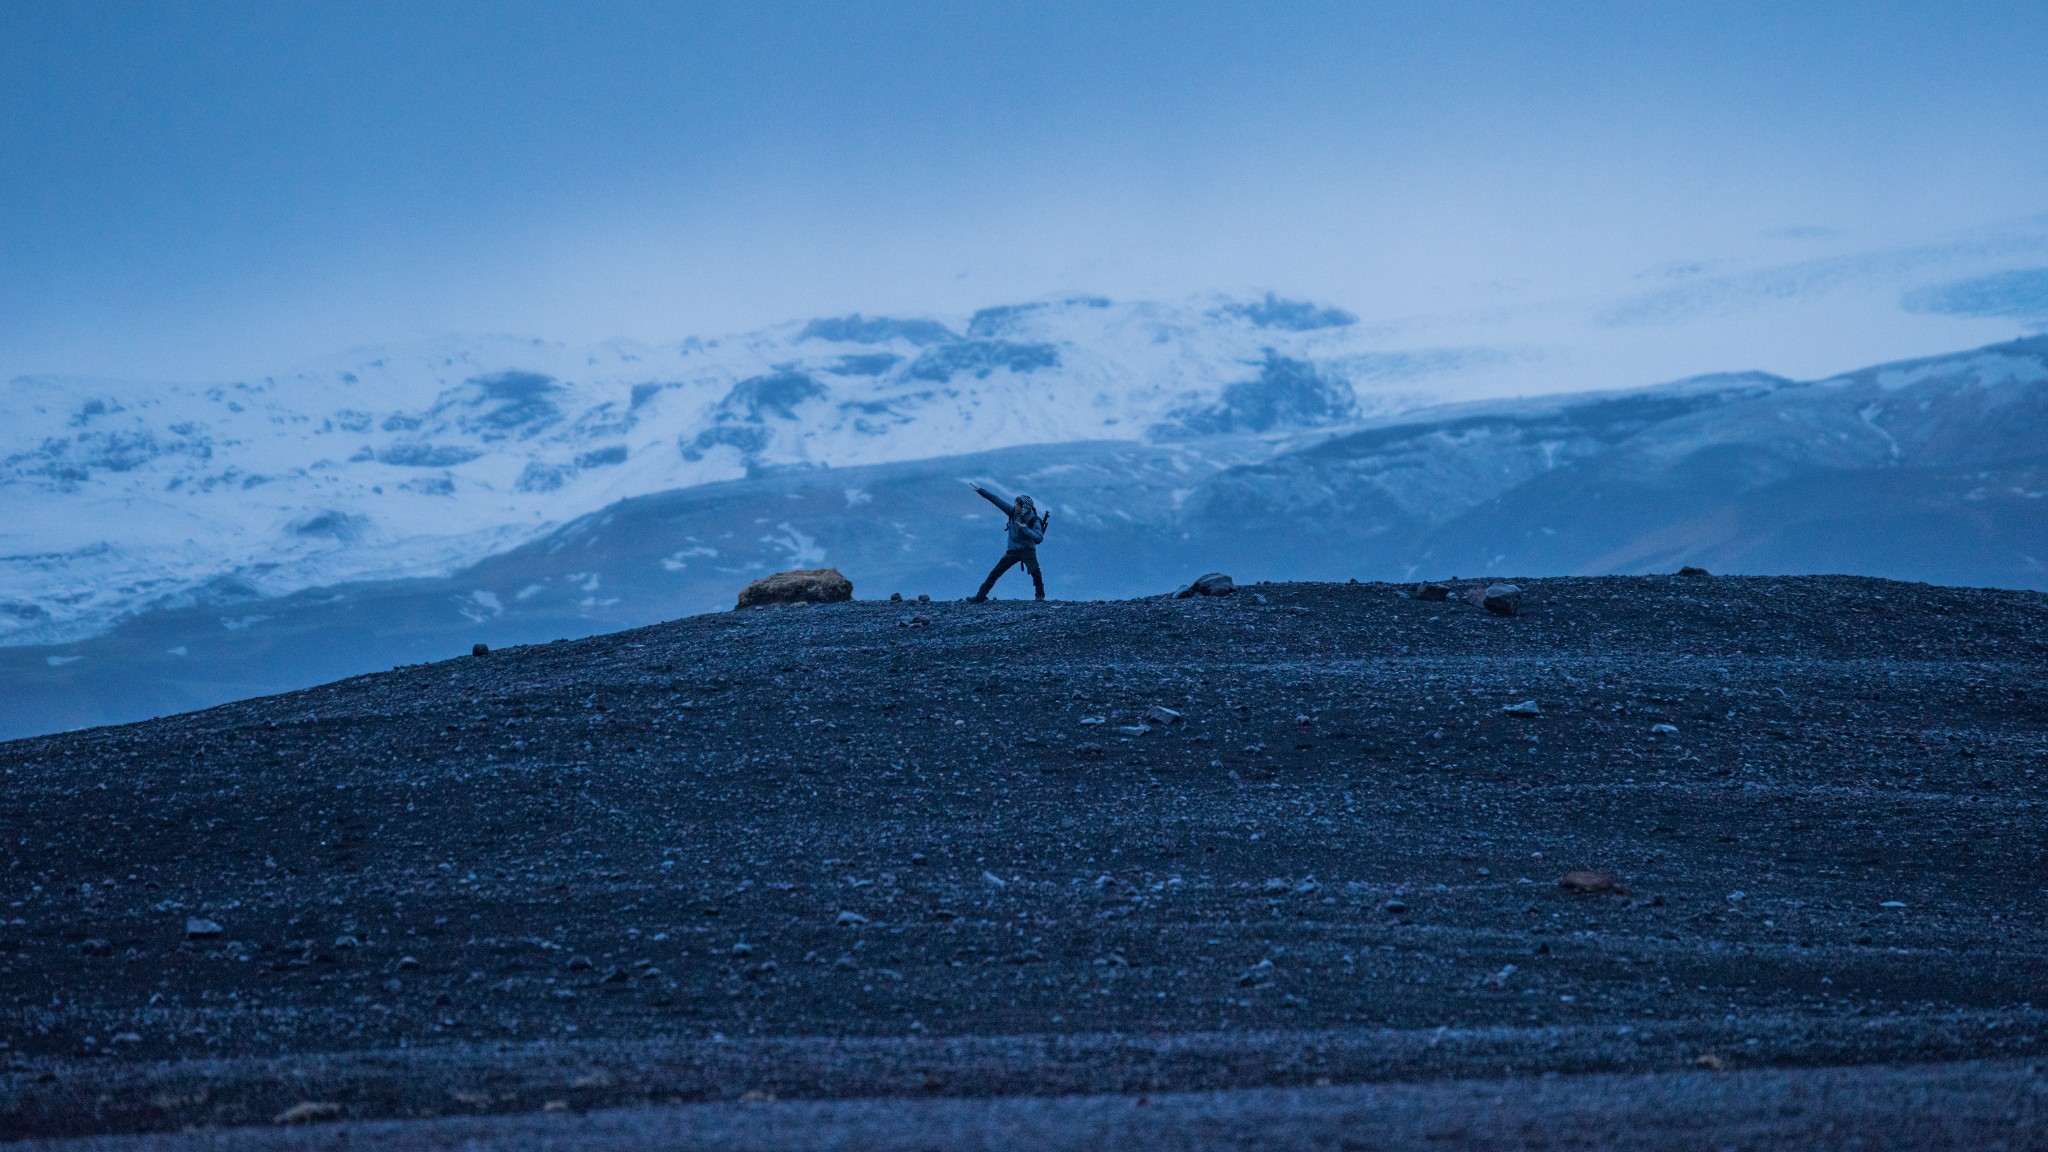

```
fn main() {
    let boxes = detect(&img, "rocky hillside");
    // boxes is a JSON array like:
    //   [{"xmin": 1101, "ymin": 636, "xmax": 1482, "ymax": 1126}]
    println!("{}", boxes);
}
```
[{"xmin": 3, "ymin": 575, "xmax": 2044, "ymax": 1140}]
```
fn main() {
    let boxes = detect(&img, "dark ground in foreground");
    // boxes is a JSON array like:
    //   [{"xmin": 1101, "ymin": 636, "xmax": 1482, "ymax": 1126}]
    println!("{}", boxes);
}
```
[
  {"xmin": 3, "ymin": 576, "xmax": 2046, "ymax": 1145},
  {"xmin": 28, "ymin": 1060, "xmax": 2048, "ymax": 1151}
]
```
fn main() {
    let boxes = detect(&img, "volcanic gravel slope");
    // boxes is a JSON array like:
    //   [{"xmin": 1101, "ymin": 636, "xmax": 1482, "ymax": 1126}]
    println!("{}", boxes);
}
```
[{"xmin": 4, "ymin": 576, "xmax": 2048, "ymax": 1144}]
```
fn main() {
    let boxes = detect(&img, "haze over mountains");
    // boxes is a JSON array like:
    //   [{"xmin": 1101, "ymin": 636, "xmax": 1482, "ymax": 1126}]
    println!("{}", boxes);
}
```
[{"xmin": 4, "ymin": 295, "xmax": 2048, "ymax": 738}]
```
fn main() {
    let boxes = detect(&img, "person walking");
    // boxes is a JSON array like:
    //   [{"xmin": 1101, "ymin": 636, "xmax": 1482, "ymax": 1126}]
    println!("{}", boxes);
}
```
[{"xmin": 968, "ymin": 483, "xmax": 1049, "ymax": 601}]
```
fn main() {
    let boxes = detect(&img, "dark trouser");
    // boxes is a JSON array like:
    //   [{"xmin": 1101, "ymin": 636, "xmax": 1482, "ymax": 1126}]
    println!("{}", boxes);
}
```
[{"xmin": 975, "ymin": 548, "xmax": 1044, "ymax": 600}]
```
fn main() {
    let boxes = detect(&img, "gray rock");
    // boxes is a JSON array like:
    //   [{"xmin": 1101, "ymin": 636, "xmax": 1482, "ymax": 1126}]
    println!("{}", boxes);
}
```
[
  {"xmin": 1416, "ymin": 583, "xmax": 1451, "ymax": 601},
  {"xmin": 1467, "ymin": 583, "xmax": 1523, "ymax": 616},
  {"xmin": 836, "ymin": 910, "xmax": 870, "ymax": 926},
  {"xmin": 471, "ymin": 643, "xmax": 489, "ymax": 657},
  {"xmin": 184, "ymin": 918, "xmax": 223, "ymax": 939},
  {"xmin": 1678, "ymin": 565, "xmax": 1711, "ymax": 577},
  {"xmin": 1175, "ymin": 573, "xmax": 1236, "ymax": 598},
  {"xmin": 734, "ymin": 568, "xmax": 853, "ymax": 610},
  {"xmin": 1501, "ymin": 700, "xmax": 1542, "ymax": 717}
]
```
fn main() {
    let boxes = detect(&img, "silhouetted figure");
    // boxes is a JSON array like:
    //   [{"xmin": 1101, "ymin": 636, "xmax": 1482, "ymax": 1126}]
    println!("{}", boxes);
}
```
[{"xmin": 968, "ymin": 484, "xmax": 1049, "ymax": 601}]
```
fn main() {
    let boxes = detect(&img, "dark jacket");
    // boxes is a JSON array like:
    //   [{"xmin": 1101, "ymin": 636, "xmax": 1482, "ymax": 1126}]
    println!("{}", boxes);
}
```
[{"xmin": 974, "ymin": 486, "xmax": 1048, "ymax": 551}]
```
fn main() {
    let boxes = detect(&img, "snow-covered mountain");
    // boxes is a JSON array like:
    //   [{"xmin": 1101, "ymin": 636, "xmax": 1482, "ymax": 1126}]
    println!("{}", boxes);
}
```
[
  {"xmin": 1, "ymin": 294, "xmax": 1516, "ymax": 646},
  {"xmin": 8, "ymin": 334, "xmax": 2046, "ymax": 741}
]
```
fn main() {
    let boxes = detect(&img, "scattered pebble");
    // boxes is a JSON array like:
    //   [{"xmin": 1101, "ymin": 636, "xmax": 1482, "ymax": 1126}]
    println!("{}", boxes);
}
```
[
  {"xmin": 1558, "ymin": 871, "xmax": 1630, "ymax": 895},
  {"xmin": 273, "ymin": 1102, "xmax": 343, "ymax": 1125}
]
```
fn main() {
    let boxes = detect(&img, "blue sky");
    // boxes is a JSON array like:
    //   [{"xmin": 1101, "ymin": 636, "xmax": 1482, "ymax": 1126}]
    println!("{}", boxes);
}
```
[{"xmin": 5, "ymin": 1, "xmax": 2048, "ymax": 383}]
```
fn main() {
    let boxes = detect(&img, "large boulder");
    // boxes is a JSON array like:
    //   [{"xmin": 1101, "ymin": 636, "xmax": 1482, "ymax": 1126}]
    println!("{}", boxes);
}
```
[
  {"xmin": 735, "ymin": 568, "xmax": 854, "ymax": 610},
  {"xmin": 1175, "ymin": 573, "xmax": 1236, "ymax": 598},
  {"xmin": 1465, "ymin": 583, "xmax": 1523, "ymax": 616}
]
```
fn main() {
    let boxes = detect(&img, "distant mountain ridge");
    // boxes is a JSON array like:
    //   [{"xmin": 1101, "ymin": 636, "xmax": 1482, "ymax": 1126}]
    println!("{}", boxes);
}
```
[
  {"xmin": 2, "ymin": 293, "xmax": 1505, "ymax": 648},
  {"xmin": 5, "ymin": 333, "xmax": 2046, "ymax": 739}
]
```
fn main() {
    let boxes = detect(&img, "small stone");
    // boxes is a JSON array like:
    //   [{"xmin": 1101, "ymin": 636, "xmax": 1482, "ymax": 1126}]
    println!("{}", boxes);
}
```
[
  {"xmin": 1237, "ymin": 958, "xmax": 1275, "ymax": 986},
  {"xmin": 111, "ymin": 1031, "xmax": 142, "ymax": 1044},
  {"xmin": 274, "ymin": 1102, "xmax": 343, "ymax": 1125},
  {"xmin": 1075, "ymin": 742, "xmax": 1105, "ymax": 759},
  {"xmin": 333, "ymin": 934, "xmax": 360, "ymax": 949},
  {"xmin": 889, "ymin": 592, "xmax": 903, "ymax": 602},
  {"xmin": 899, "ymin": 614, "xmax": 932, "ymax": 628},
  {"xmin": 1501, "ymin": 700, "xmax": 1541, "ymax": 717},
  {"xmin": 1677, "ymin": 566, "xmax": 1711, "ymax": 577},
  {"xmin": 397, "ymin": 955, "xmax": 420, "ymax": 970},
  {"xmin": 1650, "ymin": 722, "xmax": 1679, "ymax": 735},
  {"xmin": 79, "ymin": 938, "xmax": 112, "ymax": 956},
  {"xmin": 916, "ymin": 593, "xmax": 931, "ymax": 603},
  {"xmin": 601, "ymin": 966, "xmax": 629, "ymax": 984},
  {"xmin": 1880, "ymin": 900, "xmax": 1907, "ymax": 909},
  {"xmin": 1558, "ymin": 871, "xmax": 1630, "ymax": 895},
  {"xmin": 836, "ymin": 910, "xmax": 869, "ymax": 926},
  {"xmin": 1146, "ymin": 705, "xmax": 1184, "ymax": 725},
  {"xmin": 731, "ymin": 942, "xmax": 755, "ymax": 957},
  {"xmin": 1415, "ymin": 583, "xmax": 1451, "ymax": 601},
  {"xmin": 471, "ymin": 643, "xmax": 490, "ymax": 657},
  {"xmin": 982, "ymin": 871, "xmax": 1007, "ymax": 889},
  {"xmin": 185, "ymin": 918, "xmax": 223, "ymax": 939},
  {"xmin": 1384, "ymin": 899, "xmax": 1409, "ymax": 915},
  {"xmin": 566, "ymin": 955, "xmax": 594, "ymax": 971},
  {"xmin": 1174, "ymin": 572, "xmax": 1236, "ymax": 598},
  {"xmin": 1261, "ymin": 878, "xmax": 1291, "ymax": 895}
]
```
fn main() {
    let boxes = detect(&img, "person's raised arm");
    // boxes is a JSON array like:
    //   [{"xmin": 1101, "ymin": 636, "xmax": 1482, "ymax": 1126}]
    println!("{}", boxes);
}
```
[{"xmin": 970, "ymin": 484, "xmax": 1014, "ymax": 514}]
